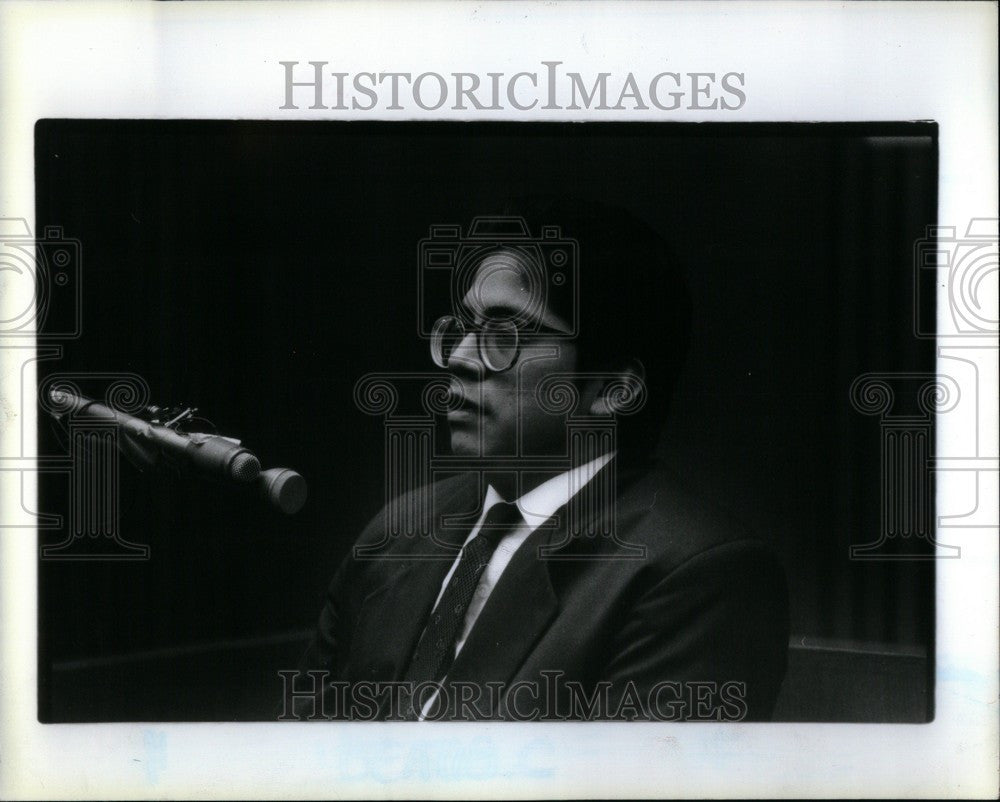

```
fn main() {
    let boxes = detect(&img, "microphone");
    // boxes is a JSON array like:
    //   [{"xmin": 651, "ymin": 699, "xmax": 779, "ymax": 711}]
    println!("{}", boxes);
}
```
[{"xmin": 48, "ymin": 388, "xmax": 307, "ymax": 515}]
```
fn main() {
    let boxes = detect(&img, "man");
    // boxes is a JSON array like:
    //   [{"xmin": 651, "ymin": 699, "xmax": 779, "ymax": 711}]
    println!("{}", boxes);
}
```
[{"xmin": 290, "ymin": 199, "xmax": 789, "ymax": 721}]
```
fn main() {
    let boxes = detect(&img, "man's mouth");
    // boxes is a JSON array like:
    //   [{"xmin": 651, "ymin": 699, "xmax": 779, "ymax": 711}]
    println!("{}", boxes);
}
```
[
  {"xmin": 447, "ymin": 398, "xmax": 480, "ymax": 419},
  {"xmin": 446, "ymin": 387, "xmax": 481, "ymax": 422}
]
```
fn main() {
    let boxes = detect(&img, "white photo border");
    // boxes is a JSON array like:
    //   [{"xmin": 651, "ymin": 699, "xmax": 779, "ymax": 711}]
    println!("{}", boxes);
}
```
[{"xmin": 1, "ymin": 1, "xmax": 997, "ymax": 798}]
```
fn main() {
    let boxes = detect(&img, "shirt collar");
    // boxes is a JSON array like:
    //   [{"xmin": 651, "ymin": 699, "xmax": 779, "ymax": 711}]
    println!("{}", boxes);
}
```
[{"xmin": 482, "ymin": 450, "xmax": 616, "ymax": 534}]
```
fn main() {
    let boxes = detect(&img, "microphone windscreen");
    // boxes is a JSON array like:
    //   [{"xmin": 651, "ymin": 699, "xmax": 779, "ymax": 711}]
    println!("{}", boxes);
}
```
[{"xmin": 259, "ymin": 468, "xmax": 307, "ymax": 515}]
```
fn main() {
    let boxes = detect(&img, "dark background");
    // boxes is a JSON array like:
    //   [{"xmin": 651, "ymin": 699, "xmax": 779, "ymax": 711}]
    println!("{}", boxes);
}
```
[{"xmin": 35, "ymin": 121, "xmax": 937, "ymax": 722}]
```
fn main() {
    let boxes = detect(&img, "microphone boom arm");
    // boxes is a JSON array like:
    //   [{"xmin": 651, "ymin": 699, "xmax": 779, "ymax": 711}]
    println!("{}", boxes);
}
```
[{"xmin": 48, "ymin": 389, "xmax": 307, "ymax": 515}]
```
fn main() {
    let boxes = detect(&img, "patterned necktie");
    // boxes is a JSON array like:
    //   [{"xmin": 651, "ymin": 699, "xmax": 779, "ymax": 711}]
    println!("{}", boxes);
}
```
[{"xmin": 400, "ymin": 500, "xmax": 523, "ymax": 719}]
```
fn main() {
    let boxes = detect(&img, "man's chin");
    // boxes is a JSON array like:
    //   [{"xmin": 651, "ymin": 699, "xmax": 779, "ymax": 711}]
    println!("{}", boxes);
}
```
[
  {"xmin": 449, "ymin": 429, "xmax": 483, "ymax": 457},
  {"xmin": 448, "ymin": 424, "xmax": 507, "ymax": 458},
  {"xmin": 448, "ymin": 426, "xmax": 562, "ymax": 459}
]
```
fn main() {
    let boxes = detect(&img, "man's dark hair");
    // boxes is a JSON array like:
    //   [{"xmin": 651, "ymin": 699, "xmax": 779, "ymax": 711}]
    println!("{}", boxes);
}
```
[{"xmin": 499, "ymin": 195, "xmax": 693, "ymax": 463}]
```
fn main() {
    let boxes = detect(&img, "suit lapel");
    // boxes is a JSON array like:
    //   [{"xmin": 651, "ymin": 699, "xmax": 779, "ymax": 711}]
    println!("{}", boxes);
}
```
[
  {"xmin": 440, "ymin": 520, "xmax": 559, "ymax": 718},
  {"xmin": 440, "ymin": 457, "xmax": 653, "ymax": 717},
  {"xmin": 352, "ymin": 458, "xmax": 645, "ymax": 718},
  {"xmin": 349, "ymin": 474, "xmax": 478, "ymax": 693}
]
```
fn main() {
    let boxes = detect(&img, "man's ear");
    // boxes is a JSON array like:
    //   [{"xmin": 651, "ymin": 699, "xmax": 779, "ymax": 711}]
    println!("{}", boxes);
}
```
[{"xmin": 588, "ymin": 358, "xmax": 647, "ymax": 416}]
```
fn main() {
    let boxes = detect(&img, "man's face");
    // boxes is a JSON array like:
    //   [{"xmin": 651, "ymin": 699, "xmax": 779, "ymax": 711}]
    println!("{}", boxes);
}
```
[{"xmin": 445, "ymin": 250, "xmax": 577, "ymax": 458}]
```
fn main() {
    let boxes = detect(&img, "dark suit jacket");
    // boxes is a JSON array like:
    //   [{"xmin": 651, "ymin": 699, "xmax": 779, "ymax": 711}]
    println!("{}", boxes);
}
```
[{"xmin": 295, "ymin": 460, "xmax": 789, "ymax": 721}]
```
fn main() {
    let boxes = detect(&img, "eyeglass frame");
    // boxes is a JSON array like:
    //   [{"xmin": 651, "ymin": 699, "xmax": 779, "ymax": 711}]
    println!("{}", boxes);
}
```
[{"xmin": 430, "ymin": 313, "xmax": 571, "ymax": 373}]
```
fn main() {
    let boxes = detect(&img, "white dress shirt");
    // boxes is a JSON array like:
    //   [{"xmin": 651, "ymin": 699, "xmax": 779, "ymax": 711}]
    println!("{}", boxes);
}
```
[{"xmin": 418, "ymin": 450, "xmax": 614, "ymax": 718}]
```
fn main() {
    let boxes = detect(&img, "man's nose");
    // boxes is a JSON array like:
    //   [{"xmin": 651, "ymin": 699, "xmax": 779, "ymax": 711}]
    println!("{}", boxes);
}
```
[{"xmin": 448, "ymin": 329, "xmax": 482, "ymax": 372}]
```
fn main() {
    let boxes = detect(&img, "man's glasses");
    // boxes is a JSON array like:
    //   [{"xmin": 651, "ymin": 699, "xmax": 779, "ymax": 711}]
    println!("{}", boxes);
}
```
[
  {"xmin": 430, "ymin": 315, "xmax": 521, "ymax": 373},
  {"xmin": 431, "ymin": 314, "xmax": 570, "ymax": 373}
]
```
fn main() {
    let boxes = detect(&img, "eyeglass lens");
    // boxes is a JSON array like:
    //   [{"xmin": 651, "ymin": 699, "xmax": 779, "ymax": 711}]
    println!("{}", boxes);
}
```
[{"xmin": 430, "ymin": 316, "xmax": 520, "ymax": 372}]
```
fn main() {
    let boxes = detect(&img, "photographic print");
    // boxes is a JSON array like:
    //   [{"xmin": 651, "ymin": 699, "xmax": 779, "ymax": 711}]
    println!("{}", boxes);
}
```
[
  {"xmin": 1, "ymin": 3, "xmax": 996, "ymax": 799},
  {"xmin": 31, "ymin": 120, "xmax": 937, "ymax": 725}
]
